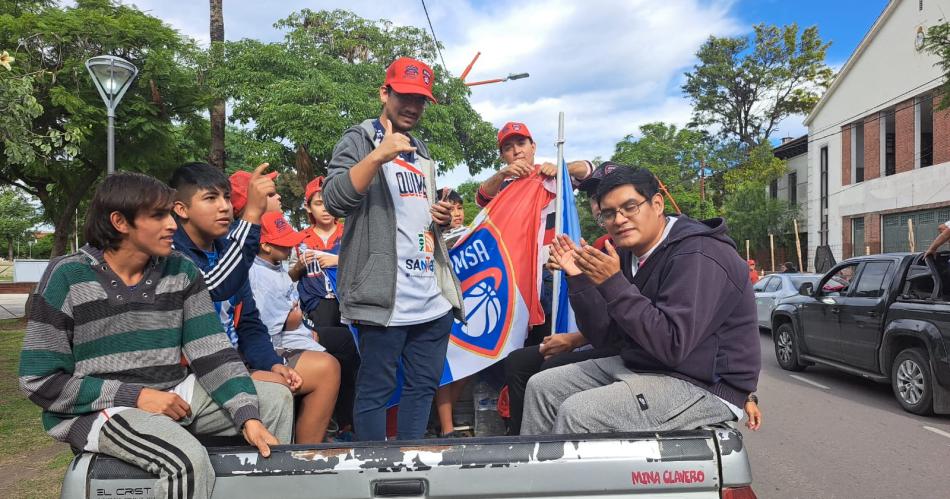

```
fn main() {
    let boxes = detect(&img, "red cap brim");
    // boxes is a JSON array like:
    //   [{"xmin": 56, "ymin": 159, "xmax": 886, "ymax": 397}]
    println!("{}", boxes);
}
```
[
  {"xmin": 263, "ymin": 231, "xmax": 306, "ymax": 248},
  {"xmin": 389, "ymin": 82, "xmax": 438, "ymax": 103}
]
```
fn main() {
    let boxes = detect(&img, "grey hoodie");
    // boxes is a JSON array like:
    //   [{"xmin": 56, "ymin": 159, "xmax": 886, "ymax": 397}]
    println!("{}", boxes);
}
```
[{"xmin": 322, "ymin": 119, "xmax": 463, "ymax": 326}]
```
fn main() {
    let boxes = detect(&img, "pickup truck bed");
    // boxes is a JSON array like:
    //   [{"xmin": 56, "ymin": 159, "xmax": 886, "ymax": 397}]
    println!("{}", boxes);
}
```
[{"xmin": 62, "ymin": 427, "xmax": 753, "ymax": 498}]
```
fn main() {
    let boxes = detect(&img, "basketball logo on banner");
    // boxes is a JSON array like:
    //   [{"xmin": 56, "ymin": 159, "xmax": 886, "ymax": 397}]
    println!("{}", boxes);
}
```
[{"xmin": 450, "ymin": 224, "xmax": 515, "ymax": 357}]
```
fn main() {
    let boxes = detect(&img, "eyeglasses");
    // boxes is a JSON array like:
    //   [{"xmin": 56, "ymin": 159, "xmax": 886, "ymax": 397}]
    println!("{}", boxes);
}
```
[{"xmin": 596, "ymin": 198, "xmax": 650, "ymax": 227}]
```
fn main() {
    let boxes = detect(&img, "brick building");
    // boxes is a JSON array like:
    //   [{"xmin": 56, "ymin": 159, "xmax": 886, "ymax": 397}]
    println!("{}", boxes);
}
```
[{"xmin": 803, "ymin": 0, "xmax": 950, "ymax": 269}]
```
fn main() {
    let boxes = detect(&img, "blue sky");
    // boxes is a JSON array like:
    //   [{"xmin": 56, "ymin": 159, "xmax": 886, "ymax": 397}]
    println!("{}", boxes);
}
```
[{"xmin": 116, "ymin": 0, "xmax": 893, "ymax": 186}]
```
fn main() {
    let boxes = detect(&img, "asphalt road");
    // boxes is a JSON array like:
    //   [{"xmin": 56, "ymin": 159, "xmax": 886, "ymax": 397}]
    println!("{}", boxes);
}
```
[{"xmin": 745, "ymin": 332, "xmax": 950, "ymax": 498}]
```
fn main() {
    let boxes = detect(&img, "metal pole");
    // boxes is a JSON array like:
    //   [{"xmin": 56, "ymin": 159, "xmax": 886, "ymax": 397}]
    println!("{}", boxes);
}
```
[
  {"xmin": 550, "ymin": 112, "xmax": 565, "ymax": 337},
  {"xmin": 107, "ymin": 110, "xmax": 115, "ymax": 175},
  {"xmin": 793, "ymin": 219, "xmax": 804, "ymax": 271}
]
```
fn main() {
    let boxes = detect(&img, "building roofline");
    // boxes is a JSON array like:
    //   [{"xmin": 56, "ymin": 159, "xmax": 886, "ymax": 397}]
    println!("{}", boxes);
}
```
[
  {"xmin": 773, "ymin": 134, "xmax": 808, "ymax": 159},
  {"xmin": 804, "ymin": 1, "xmax": 898, "ymax": 126}
]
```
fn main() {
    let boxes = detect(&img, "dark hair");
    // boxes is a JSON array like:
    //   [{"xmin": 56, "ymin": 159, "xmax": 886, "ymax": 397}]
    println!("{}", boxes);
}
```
[
  {"xmin": 84, "ymin": 172, "xmax": 176, "ymax": 251},
  {"xmin": 440, "ymin": 187, "xmax": 463, "ymax": 205},
  {"xmin": 594, "ymin": 165, "xmax": 660, "ymax": 203},
  {"xmin": 168, "ymin": 162, "xmax": 230, "ymax": 205}
]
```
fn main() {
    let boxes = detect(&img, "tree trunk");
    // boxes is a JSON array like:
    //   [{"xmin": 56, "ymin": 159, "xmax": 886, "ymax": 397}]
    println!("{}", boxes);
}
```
[
  {"xmin": 209, "ymin": 0, "xmax": 226, "ymax": 170},
  {"xmin": 7, "ymin": 237, "xmax": 13, "ymax": 261}
]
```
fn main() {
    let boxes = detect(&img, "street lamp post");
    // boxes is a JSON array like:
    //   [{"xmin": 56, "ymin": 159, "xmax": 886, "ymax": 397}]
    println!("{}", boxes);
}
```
[
  {"xmin": 85, "ymin": 55, "xmax": 139, "ymax": 175},
  {"xmin": 465, "ymin": 72, "xmax": 530, "ymax": 87}
]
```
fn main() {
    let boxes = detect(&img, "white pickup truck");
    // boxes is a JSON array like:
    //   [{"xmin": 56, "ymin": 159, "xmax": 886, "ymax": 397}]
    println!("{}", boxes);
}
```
[{"xmin": 60, "ymin": 425, "xmax": 756, "ymax": 498}]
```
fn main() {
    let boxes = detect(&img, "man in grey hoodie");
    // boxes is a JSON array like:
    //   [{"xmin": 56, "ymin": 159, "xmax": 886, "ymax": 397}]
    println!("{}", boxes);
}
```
[{"xmin": 321, "ymin": 57, "xmax": 463, "ymax": 441}]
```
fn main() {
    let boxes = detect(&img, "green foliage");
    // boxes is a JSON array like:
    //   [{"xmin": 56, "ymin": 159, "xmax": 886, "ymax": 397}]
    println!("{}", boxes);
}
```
[
  {"xmin": 722, "ymin": 183, "xmax": 798, "ymax": 253},
  {"xmin": 611, "ymin": 122, "xmax": 719, "ymax": 219},
  {"xmin": 722, "ymin": 142, "xmax": 788, "ymax": 194},
  {"xmin": 455, "ymin": 180, "xmax": 481, "ymax": 226},
  {"xmin": 0, "ymin": 188, "xmax": 39, "ymax": 258},
  {"xmin": 924, "ymin": 22, "xmax": 950, "ymax": 109},
  {"xmin": 0, "ymin": 0, "xmax": 208, "ymax": 256},
  {"xmin": 218, "ymin": 9, "xmax": 499, "ymax": 188},
  {"xmin": 683, "ymin": 23, "xmax": 834, "ymax": 147}
]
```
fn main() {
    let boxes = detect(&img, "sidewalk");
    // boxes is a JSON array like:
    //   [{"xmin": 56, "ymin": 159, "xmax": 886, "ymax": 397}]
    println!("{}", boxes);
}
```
[{"xmin": 0, "ymin": 294, "xmax": 28, "ymax": 320}]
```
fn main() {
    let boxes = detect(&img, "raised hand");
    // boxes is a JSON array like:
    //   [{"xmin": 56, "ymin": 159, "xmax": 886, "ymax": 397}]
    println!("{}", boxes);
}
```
[
  {"xmin": 538, "ymin": 162, "xmax": 557, "ymax": 177},
  {"xmin": 575, "ymin": 239, "xmax": 621, "ymax": 285},
  {"xmin": 500, "ymin": 158, "xmax": 534, "ymax": 179},
  {"xmin": 373, "ymin": 117, "xmax": 416, "ymax": 164},
  {"xmin": 243, "ymin": 163, "xmax": 277, "ymax": 223},
  {"xmin": 550, "ymin": 234, "xmax": 582, "ymax": 276}
]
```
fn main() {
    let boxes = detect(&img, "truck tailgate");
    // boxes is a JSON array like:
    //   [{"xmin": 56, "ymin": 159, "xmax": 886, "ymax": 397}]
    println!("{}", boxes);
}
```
[{"xmin": 66, "ymin": 430, "xmax": 747, "ymax": 498}]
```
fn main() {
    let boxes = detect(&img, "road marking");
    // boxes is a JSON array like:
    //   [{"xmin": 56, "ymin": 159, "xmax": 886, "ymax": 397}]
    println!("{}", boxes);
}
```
[
  {"xmin": 789, "ymin": 374, "xmax": 830, "ymax": 390},
  {"xmin": 923, "ymin": 426, "xmax": 950, "ymax": 440}
]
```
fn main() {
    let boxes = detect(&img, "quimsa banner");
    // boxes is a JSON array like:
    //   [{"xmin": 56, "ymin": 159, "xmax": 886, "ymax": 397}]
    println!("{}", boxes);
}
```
[{"xmin": 440, "ymin": 171, "xmax": 554, "ymax": 385}]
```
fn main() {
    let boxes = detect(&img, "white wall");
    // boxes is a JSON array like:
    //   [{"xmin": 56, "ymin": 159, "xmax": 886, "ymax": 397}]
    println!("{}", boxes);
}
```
[{"xmin": 806, "ymin": 0, "xmax": 950, "ymax": 266}]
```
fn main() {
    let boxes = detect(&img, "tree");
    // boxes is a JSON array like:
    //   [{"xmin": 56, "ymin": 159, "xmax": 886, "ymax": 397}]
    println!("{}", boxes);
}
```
[
  {"xmin": 924, "ymin": 22, "xmax": 950, "ymax": 109},
  {"xmin": 455, "ymin": 180, "xmax": 481, "ymax": 227},
  {"xmin": 208, "ymin": 0, "xmax": 226, "ymax": 169},
  {"xmin": 611, "ymin": 122, "xmax": 720, "ymax": 219},
  {"xmin": 0, "ymin": 0, "xmax": 208, "ymax": 256},
  {"xmin": 722, "ymin": 183, "xmax": 798, "ymax": 256},
  {"xmin": 683, "ymin": 23, "xmax": 834, "ymax": 147},
  {"xmin": 0, "ymin": 187, "xmax": 39, "ymax": 260},
  {"xmin": 217, "ymin": 9, "xmax": 499, "ymax": 197}
]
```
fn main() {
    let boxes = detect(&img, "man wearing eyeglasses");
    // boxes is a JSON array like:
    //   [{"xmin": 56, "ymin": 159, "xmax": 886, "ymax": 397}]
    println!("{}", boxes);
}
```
[
  {"xmin": 521, "ymin": 165, "xmax": 760, "ymax": 435},
  {"xmin": 322, "ymin": 57, "xmax": 463, "ymax": 441}
]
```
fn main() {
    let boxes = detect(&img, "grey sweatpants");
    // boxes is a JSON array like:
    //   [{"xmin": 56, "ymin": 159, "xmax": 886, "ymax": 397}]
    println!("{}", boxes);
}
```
[
  {"xmin": 521, "ymin": 355, "xmax": 735, "ymax": 435},
  {"xmin": 97, "ymin": 380, "xmax": 293, "ymax": 499}
]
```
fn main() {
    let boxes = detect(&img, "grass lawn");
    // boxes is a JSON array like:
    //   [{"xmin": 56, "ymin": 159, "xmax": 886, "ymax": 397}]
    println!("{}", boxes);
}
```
[{"xmin": 0, "ymin": 323, "xmax": 72, "ymax": 498}]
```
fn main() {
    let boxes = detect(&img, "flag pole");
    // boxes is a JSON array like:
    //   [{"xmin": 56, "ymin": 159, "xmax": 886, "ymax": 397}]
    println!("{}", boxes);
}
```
[{"xmin": 550, "ymin": 112, "xmax": 565, "ymax": 337}]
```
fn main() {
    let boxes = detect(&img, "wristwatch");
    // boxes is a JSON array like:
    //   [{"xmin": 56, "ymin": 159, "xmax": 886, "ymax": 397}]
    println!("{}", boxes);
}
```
[{"xmin": 747, "ymin": 393, "xmax": 759, "ymax": 404}]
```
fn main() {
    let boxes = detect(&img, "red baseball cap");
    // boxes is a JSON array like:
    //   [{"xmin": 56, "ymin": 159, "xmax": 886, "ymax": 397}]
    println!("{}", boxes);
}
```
[
  {"xmin": 497, "ymin": 122, "xmax": 533, "ymax": 148},
  {"xmin": 260, "ymin": 211, "xmax": 306, "ymax": 247},
  {"xmin": 385, "ymin": 57, "xmax": 437, "ymax": 103},
  {"xmin": 229, "ymin": 170, "xmax": 278, "ymax": 214},
  {"xmin": 305, "ymin": 176, "xmax": 324, "ymax": 204}
]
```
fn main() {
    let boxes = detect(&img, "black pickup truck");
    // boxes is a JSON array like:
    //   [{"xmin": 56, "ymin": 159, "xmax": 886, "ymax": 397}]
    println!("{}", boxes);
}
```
[{"xmin": 770, "ymin": 251, "xmax": 950, "ymax": 415}]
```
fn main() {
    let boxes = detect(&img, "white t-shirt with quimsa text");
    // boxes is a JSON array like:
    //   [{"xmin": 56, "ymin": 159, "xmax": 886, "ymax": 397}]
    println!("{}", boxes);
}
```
[{"xmin": 381, "ymin": 157, "xmax": 451, "ymax": 326}]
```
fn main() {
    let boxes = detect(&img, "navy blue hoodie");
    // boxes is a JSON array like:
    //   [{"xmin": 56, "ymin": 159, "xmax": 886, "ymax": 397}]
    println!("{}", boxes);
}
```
[
  {"xmin": 567, "ymin": 215, "xmax": 760, "ymax": 407},
  {"xmin": 173, "ymin": 224, "xmax": 283, "ymax": 371}
]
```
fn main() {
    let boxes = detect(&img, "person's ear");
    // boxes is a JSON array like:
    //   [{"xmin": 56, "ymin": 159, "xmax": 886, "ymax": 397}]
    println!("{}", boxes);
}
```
[
  {"xmin": 173, "ymin": 200, "xmax": 189, "ymax": 221},
  {"xmin": 652, "ymin": 193, "xmax": 665, "ymax": 214},
  {"xmin": 110, "ymin": 211, "xmax": 131, "ymax": 235},
  {"xmin": 379, "ymin": 85, "xmax": 390, "ymax": 105},
  {"xmin": 261, "ymin": 242, "xmax": 272, "ymax": 255}
]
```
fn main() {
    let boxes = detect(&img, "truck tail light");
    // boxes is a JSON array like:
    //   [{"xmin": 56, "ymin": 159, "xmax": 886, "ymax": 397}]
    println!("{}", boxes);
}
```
[{"xmin": 722, "ymin": 485, "xmax": 757, "ymax": 499}]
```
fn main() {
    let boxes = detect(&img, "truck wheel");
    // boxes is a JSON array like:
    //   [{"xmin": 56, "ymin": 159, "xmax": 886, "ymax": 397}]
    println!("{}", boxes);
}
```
[
  {"xmin": 891, "ymin": 348, "xmax": 934, "ymax": 416},
  {"xmin": 774, "ymin": 323, "xmax": 805, "ymax": 371}
]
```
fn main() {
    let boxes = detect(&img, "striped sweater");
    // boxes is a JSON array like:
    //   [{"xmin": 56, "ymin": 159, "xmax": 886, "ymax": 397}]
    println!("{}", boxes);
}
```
[{"xmin": 18, "ymin": 245, "xmax": 259, "ymax": 449}]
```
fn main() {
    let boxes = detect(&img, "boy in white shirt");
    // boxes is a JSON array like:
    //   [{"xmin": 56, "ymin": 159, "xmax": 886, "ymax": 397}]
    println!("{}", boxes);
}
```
[{"xmin": 249, "ymin": 211, "xmax": 341, "ymax": 443}]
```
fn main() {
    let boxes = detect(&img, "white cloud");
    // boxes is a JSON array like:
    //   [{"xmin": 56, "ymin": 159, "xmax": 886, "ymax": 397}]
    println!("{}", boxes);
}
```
[{"xmin": 117, "ymin": 0, "xmax": 746, "ymax": 181}]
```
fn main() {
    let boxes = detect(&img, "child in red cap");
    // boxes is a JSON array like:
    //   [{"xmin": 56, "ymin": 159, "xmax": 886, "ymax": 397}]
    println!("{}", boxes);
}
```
[
  {"xmin": 289, "ymin": 176, "xmax": 360, "ymax": 436},
  {"xmin": 290, "ymin": 176, "xmax": 345, "ymax": 327},
  {"xmin": 248, "ymin": 211, "xmax": 341, "ymax": 444}
]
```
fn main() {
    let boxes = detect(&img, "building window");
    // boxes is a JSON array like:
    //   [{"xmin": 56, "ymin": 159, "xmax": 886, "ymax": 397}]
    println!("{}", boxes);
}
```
[
  {"xmin": 788, "ymin": 172, "xmax": 797, "ymax": 205},
  {"xmin": 769, "ymin": 179, "xmax": 778, "ymax": 199},
  {"xmin": 852, "ymin": 218, "xmax": 865, "ymax": 257},
  {"xmin": 883, "ymin": 208, "xmax": 948, "ymax": 252},
  {"xmin": 820, "ymin": 146, "xmax": 828, "ymax": 246},
  {"xmin": 918, "ymin": 93, "xmax": 934, "ymax": 167},
  {"xmin": 853, "ymin": 122, "xmax": 865, "ymax": 182},
  {"xmin": 884, "ymin": 109, "xmax": 896, "ymax": 176}
]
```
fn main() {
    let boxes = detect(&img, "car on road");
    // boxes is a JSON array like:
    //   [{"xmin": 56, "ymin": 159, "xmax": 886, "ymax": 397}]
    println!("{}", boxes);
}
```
[
  {"xmin": 770, "ymin": 251, "xmax": 950, "ymax": 416},
  {"xmin": 753, "ymin": 273, "xmax": 821, "ymax": 330}
]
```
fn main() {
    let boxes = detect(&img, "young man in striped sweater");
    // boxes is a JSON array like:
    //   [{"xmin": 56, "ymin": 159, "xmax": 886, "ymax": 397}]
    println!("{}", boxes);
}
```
[{"xmin": 19, "ymin": 172, "xmax": 293, "ymax": 499}]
